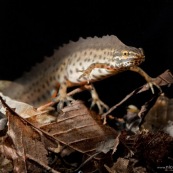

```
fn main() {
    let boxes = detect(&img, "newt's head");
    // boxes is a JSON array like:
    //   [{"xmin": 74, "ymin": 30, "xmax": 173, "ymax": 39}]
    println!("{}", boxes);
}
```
[{"xmin": 112, "ymin": 46, "xmax": 145, "ymax": 69}]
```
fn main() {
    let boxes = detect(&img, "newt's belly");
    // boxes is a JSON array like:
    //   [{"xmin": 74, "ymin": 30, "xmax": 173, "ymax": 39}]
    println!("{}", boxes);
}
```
[{"xmin": 67, "ymin": 68, "xmax": 117, "ymax": 84}]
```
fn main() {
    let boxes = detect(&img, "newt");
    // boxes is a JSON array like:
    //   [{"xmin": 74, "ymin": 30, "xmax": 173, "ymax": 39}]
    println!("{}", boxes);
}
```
[{"xmin": 1, "ymin": 35, "xmax": 160, "ymax": 114}]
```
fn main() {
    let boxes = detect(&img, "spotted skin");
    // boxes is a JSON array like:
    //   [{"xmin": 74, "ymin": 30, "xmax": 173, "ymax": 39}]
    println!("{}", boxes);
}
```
[{"xmin": 2, "ymin": 35, "xmax": 156, "ymax": 113}]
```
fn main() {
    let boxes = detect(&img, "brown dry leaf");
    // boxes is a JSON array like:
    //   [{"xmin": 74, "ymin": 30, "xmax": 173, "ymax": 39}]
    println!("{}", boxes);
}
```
[
  {"xmin": 0, "ymin": 94, "xmax": 118, "ymax": 172},
  {"xmin": 0, "ymin": 153, "xmax": 13, "ymax": 173},
  {"xmin": 127, "ymin": 158, "xmax": 147, "ymax": 173},
  {"xmin": 143, "ymin": 94, "xmax": 173, "ymax": 131},
  {"xmin": 0, "ymin": 96, "xmax": 60, "ymax": 173},
  {"xmin": 40, "ymin": 100, "xmax": 118, "ymax": 158},
  {"xmin": 0, "ymin": 93, "xmax": 118, "ymax": 156},
  {"xmin": 7, "ymin": 109, "xmax": 48, "ymax": 172},
  {"xmin": 0, "ymin": 92, "xmax": 56, "ymax": 125},
  {"xmin": 104, "ymin": 157, "xmax": 129, "ymax": 173}
]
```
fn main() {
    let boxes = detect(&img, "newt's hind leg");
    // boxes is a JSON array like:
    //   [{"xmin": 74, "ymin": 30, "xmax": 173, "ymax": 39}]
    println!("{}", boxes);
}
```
[
  {"xmin": 37, "ymin": 82, "xmax": 108, "ymax": 114},
  {"xmin": 37, "ymin": 82, "xmax": 74, "ymax": 111},
  {"xmin": 53, "ymin": 82, "xmax": 74, "ymax": 110}
]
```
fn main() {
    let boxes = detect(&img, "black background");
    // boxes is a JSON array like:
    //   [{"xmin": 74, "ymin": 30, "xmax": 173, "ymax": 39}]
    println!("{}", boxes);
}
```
[{"xmin": 0, "ymin": 0, "xmax": 173, "ymax": 109}]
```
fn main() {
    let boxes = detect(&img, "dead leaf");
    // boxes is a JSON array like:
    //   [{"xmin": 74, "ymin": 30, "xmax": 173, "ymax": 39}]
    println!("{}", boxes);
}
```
[
  {"xmin": 40, "ymin": 100, "xmax": 118, "ymax": 158},
  {"xmin": 0, "ymin": 95, "xmax": 118, "ymax": 172},
  {"xmin": 0, "ymin": 96, "xmax": 60, "ymax": 173},
  {"xmin": 104, "ymin": 157, "xmax": 129, "ymax": 173},
  {"xmin": 0, "ymin": 152, "xmax": 13, "ymax": 173},
  {"xmin": 143, "ymin": 94, "xmax": 173, "ymax": 131}
]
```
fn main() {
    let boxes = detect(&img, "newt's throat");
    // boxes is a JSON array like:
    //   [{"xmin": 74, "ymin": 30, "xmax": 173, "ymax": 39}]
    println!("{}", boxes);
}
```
[{"xmin": 114, "ymin": 57, "xmax": 144, "ymax": 68}]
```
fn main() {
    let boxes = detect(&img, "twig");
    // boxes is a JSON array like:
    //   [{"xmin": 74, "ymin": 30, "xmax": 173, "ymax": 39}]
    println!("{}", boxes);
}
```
[
  {"xmin": 101, "ymin": 69, "xmax": 173, "ymax": 123},
  {"xmin": 101, "ymin": 89, "xmax": 139, "ymax": 124}
]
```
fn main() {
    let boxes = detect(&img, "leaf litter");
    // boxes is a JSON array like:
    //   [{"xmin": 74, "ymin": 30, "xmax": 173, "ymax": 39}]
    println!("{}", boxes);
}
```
[{"xmin": 0, "ymin": 69, "xmax": 173, "ymax": 172}]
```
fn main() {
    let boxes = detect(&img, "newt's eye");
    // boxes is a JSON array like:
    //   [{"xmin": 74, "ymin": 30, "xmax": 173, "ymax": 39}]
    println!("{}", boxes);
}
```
[{"xmin": 122, "ymin": 51, "xmax": 129, "ymax": 56}]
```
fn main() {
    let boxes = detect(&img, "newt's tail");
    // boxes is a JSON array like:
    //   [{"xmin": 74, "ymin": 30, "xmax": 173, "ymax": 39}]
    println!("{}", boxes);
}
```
[
  {"xmin": 0, "ymin": 80, "xmax": 13, "ymax": 91},
  {"xmin": 0, "ymin": 80, "xmax": 24, "ymax": 101}
]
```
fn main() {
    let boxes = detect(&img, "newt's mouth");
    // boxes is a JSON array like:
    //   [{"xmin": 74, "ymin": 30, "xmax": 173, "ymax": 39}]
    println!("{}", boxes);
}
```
[
  {"xmin": 133, "ymin": 57, "xmax": 145, "ymax": 65},
  {"xmin": 136, "ymin": 52, "xmax": 145, "ymax": 58}
]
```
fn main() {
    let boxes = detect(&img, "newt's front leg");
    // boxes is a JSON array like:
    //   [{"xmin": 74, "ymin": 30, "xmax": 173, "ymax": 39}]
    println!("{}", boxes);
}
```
[
  {"xmin": 129, "ymin": 66, "xmax": 162, "ymax": 94},
  {"xmin": 90, "ymin": 85, "xmax": 109, "ymax": 114},
  {"xmin": 79, "ymin": 63, "xmax": 112, "ymax": 83},
  {"xmin": 83, "ymin": 84, "xmax": 109, "ymax": 114}
]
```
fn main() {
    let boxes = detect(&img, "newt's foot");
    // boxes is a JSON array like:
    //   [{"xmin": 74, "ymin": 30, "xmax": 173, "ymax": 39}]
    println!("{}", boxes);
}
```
[
  {"xmin": 53, "ymin": 95, "xmax": 75, "ymax": 110},
  {"xmin": 146, "ymin": 78, "xmax": 162, "ymax": 94},
  {"xmin": 129, "ymin": 66, "xmax": 162, "ymax": 94},
  {"xmin": 90, "ymin": 87, "xmax": 109, "ymax": 114},
  {"xmin": 90, "ymin": 98, "xmax": 109, "ymax": 115}
]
